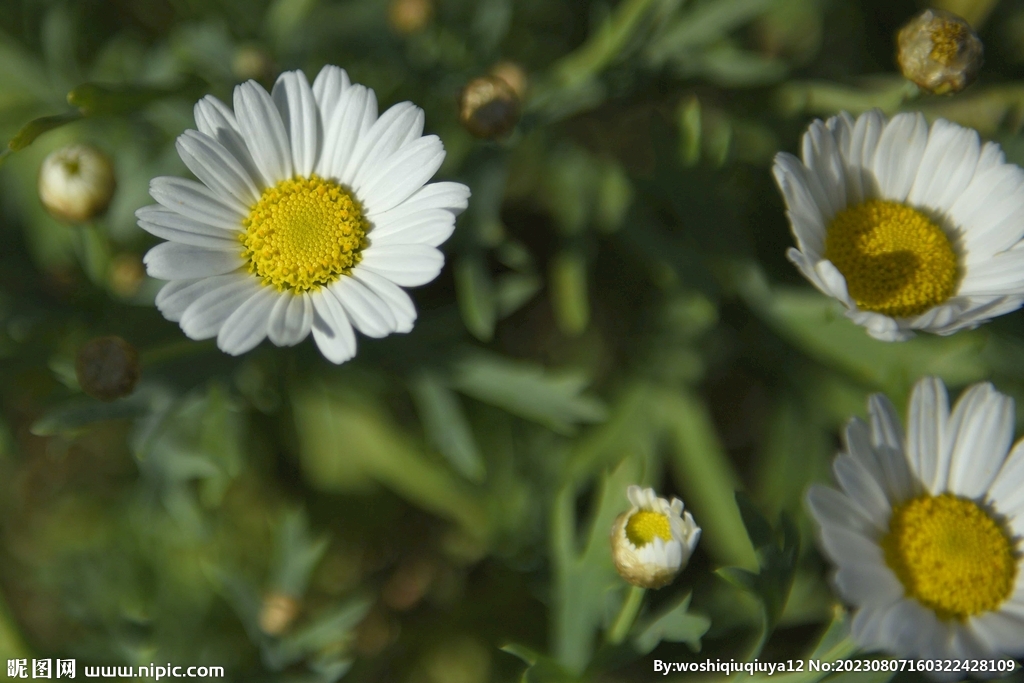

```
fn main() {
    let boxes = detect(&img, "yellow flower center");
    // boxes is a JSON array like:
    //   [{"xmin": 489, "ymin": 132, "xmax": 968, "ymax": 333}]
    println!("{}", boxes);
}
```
[
  {"xmin": 241, "ymin": 175, "xmax": 369, "ymax": 293},
  {"xmin": 882, "ymin": 493, "xmax": 1017, "ymax": 620},
  {"xmin": 626, "ymin": 510, "xmax": 672, "ymax": 547},
  {"xmin": 824, "ymin": 200, "xmax": 958, "ymax": 318},
  {"xmin": 930, "ymin": 20, "xmax": 969, "ymax": 66}
]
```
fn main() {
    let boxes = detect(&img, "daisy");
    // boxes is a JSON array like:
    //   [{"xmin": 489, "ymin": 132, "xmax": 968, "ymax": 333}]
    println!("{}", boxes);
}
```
[
  {"xmin": 138, "ymin": 66, "xmax": 469, "ymax": 363},
  {"xmin": 808, "ymin": 377, "xmax": 1024, "ymax": 665},
  {"xmin": 610, "ymin": 485, "xmax": 701, "ymax": 589},
  {"xmin": 774, "ymin": 110, "xmax": 1024, "ymax": 341}
]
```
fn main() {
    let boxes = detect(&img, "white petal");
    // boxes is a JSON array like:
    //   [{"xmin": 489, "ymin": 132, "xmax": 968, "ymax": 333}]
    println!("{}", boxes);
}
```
[
  {"xmin": 806, "ymin": 484, "xmax": 879, "ymax": 535},
  {"xmin": 873, "ymin": 112, "xmax": 929, "ymax": 203},
  {"xmin": 949, "ymin": 163, "xmax": 1024, "ymax": 260},
  {"xmin": 368, "ymin": 181, "xmax": 471, "ymax": 225},
  {"xmin": 193, "ymin": 95, "xmax": 263, "ymax": 188},
  {"xmin": 310, "ymin": 288, "xmax": 357, "ymax": 364},
  {"xmin": 833, "ymin": 561, "xmax": 902, "ymax": 605},
  {"xmin": 959, "ymin": 247, "xmax": 1024, "ymax": 295},
  {"xmin": 907, "ymin": 118, "xmax": 981, "ymax": 212},
  {"xmin": 217, "ymin": 286, "xmax": 278, "ymax": 355},
  {"xmin": 970, "ymin": 611, "xmax": 1024, "ymax": 655},
  {"xmin": 989, "ymin": 439, "xmax": 1024, "ymax": 515},
  {"xmin": 155, "ymin": 276, "xmax": 232, "ymax": 323},
  {"xmin": 877, "ymin": 600, "xmax": 941, "ymax": 658},
  {"xmin": 330, "ymin": 276, "xmax": 396, "ymax": 337},
  {"xmin": 234, "ymin": 80, "xmax": 293, "ymax": 186},
  {"xmin": 907, "ymin": 377, "xmax": 950, "ymax": 493},
  {"xmin": 842, "ymin": 109, "xmax": 885, "ymax": 202},
  {"xmin": 946, "ymin": 382, "xmax": 1011, "ymax": 498},
  {"xmin": 180, "ymin": 277, "xmax": 262, "ymax": 340},
  {"xmin": 867, "ymin": 393, "xmax": 916, "ymax": 500},
  {"xmin": 319, "ymin": 85, "xmax": 377, "ymax": 181},
  {"xmin": 352, "ymin": 269, "xmax": 417, "ymax": 333},
  {"xmin": 772, "ymin": 153, "xmax": 827, "ymax": 256},
  {"xmin": 137, "ymin": 205, "xmax": 240, "ymax": 249},
  {"xmin": 833, "ymin": 453, "xmax": 891, "ymax": 529},
  {"xmin": 357, "ymin": 135, "xmax": 446, "ymax": 215},
  {"xmin": 149, "ymin": 177, "xmax": 245, "ymax": 231},
  {"xmin": 144, "ymin": 242, "xmax": 243, "ymax": 280},
  {"xmin": 272, "ymin": 70, "xmax": 319, "ymax": 178},
  {"xmin": 176, "ymin": 130, "xmax": 260, "ymax": 208},
  {"xmin": 312, "ymin": 65, "xmax": 351, "ymax": 116},
  {"xmin": 359, "ymin": 244, "xmax": 444, "ymax": 287},
  {"xmin": 267, "ymin": 292, "xmax": 313, "ymax": 346},
  {"xmin": 369, "ymin": 209, "xmax": 456, "ymax": 247},
  {"xmin": 349, "ymin": 102, "xmax": 425, "ymax": 190},
  {"xmin": 801, "ymin": 118, "xmax": 846, "ymax": 219}
]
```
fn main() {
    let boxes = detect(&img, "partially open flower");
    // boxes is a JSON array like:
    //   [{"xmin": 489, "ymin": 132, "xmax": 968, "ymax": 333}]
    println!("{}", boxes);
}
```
[
  {"xmin": 38, "ymin": 144, "xmax": 116, "ymax": 223},
  {"xmin": 897, "ymin": 9, "xmax": 983, "ymax": 95},
  {"xmin": 75, "ymin": 336, "xmax": 140, "ymax": 402},
  {"xmin": 458, "ymin": 76, "xmax": 520, "ymax": 140},
  {"xmin": 610, "ymin": 486, "xmax": 701, "ymax": 589}
]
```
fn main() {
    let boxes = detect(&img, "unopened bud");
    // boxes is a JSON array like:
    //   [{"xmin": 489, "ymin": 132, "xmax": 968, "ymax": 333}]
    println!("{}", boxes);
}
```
[
  {"xmin": 388, "ymin": 0, "xmax": 433, "ymax": 35},
  {"xmin": 75, "ymin": 336, "xmax": 140, "ymax": 402},
  {"xmin": 259, "ymin": 592, "xmax": 300, "ymax": 636},
  {"xmin": 610, "ymin": 485, "xmax": 701, "ymax": 589},
  {"xmin": 458, "ymin": 76, "xmax": 520, "ymax": 140},
  {"xmin": 489, "ymin": 61, "xmax": 528, "ymax": 100},
  {"xmin": 896, "ymin": 9, "xmax": 983, "ymax": 95},
  {"xmin": 39, "ymin": 144, "xmax": 116, "ymax": 223}
]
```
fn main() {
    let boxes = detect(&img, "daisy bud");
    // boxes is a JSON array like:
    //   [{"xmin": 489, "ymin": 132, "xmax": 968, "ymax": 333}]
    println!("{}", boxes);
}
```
[
  {"xmin": 896, "ymin": 9, "xmax": 983, "ymax": 95},
  {"xmin": 610, "ymin": 486, "xmax": 701, "ymax": 589},
  {"xmin": 489, "ymin": 61, "xmax": 528, "ymax": 100},
  {"xmin": 458, "ymin": 76, "xmax": 521, "ymax": 140},
  {"xmin": 75, "ymin": 336, "xmax": 140, "ymax": 402},
  {"xmin": 38, "ymin": 144, "xmax": 116, "ymax": 223},
  {"xmin": 388, "ymin": 0, "xmax": 433, "ymax": 35},
  {"xmin": 258, "ymin": 592, "xmax": 300, "ymax": 636}
]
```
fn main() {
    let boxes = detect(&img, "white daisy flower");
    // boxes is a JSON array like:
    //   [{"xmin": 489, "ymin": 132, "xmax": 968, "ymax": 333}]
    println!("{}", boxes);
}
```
[
  {"xmin": 610, "ymin": 485, "xmax": 701, "ymax": 589},
  {"xmin": 808, "ymin": 377, "xmax": 1024, "ymax": 666},
  {"xmin": 138, "ymin": 66, "xmax": 470, "ymax": 363},
  {"xmin": 774, "ymin": 110, "xmax": 1024, "ymax": 342}
]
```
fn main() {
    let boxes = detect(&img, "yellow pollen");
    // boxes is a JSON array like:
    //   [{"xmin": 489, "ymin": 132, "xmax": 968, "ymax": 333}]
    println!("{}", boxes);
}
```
[
  {"xmin": 930, "ymin": 21, "xmax": 969, "ymax": 66},
  {"xmin": 824, "ymin": 200, "xmax": 958, "ymax": 318},
  {"xmin": 241, "ymin": 175, "xmax": 369, "ymax": 292},
  {"xmin": 626, "ymin": 510, "xmax": 673, "ymax": 547},
  {"xmin": 882, "ymin": 493, "xmax": 1017, "ymax": 620}
]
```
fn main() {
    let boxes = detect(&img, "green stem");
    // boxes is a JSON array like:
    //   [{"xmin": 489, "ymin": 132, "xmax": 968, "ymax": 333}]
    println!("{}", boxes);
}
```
[{"xmin": 607, "ymin": 584, "xmax": 645, "ymax": 646}]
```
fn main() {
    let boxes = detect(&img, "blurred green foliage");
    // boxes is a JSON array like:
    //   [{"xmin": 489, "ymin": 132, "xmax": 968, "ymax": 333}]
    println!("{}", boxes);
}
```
[{"xmin": 2, "ymin": 0, "xmax": 1024, "ymax": 681}]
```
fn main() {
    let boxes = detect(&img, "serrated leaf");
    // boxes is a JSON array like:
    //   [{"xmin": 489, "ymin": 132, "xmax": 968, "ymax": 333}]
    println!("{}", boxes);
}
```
[
  {"xmin": 632, "ymin": 593, "xmax": 710, "ymax": 655},
  {"xmin": 450, "ymin": 351, "xmax": 606, "ymax": 434}
]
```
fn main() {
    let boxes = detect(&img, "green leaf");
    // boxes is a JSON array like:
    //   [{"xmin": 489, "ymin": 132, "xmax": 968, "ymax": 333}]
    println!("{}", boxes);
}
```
[
  {"xmin": 450, "ymin": 351, "xmax": 607, "ymax": 434},
  {"xmin": 632, "ymin": 593, "xmax": 711, "ymax": 655},
  {"xmin": 268, "ymin": 509, "xmax": 330, "ymax": 598},
  {"xmin": 67, "ymin": 81, "xmax": 187, "ymax": 116},
  {"xmin": 496, "ymin": 272, "xmax": 542, "ymax": 318},
  {"xmin": 456, "ymin": 254, "xmax": 497, "ymax": 342},
  {"xmin": 265, "ymin": 595, "xmax": 372, "ymax": 670},
  {"xmin": 410, "ymin": 371, "xmax": 486, "ymax": 482},
  {"xmin": 550, "ymin": 249, "xmax": 590, "ymax": 336}
]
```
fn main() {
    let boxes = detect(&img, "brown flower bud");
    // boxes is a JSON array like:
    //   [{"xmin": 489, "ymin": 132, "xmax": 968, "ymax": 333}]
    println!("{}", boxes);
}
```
[
  {"xmin": 388, "ymin": 0, "xmax": 433, "ymax": 35},
  {"xmin": 38, "ymin": 144, "xmax": 116, "ymax": 223},
  {"xmin": 458, "ymin": 76, "xmax": 521, "ymax": 140},
  {"xmin": 489, "ymin": 61, "xmax": 528, "ymax": 100},
  {"xmin": 896, "ymin": 9, "xmax": 983, "ymax": 95},
  {"xmin": 258, "ymin": 592, "xmax": 300, "ymax": 636},
  {"xmin": 75, "ymin": 336, "xmax": 140, "ymax": 402}
]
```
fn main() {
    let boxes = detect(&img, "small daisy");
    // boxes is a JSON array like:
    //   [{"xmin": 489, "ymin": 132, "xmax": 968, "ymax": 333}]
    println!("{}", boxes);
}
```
[
  {"xmin": 808, "ymin": 377, "xmax": 1024, "ymax": 665},
  {"xmin": 610, "ymin": 485, "xmax": 701, "ymax": 589},
  {"xmin": 139, "ymin": 66, "xmax": 469, "ymax": 363},
  {"xmin": 774, "ymin": 110, "xmax": 1024, "ymax": 341}
]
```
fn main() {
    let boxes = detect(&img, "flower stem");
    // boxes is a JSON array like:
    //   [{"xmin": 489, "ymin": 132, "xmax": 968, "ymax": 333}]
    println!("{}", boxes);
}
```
[{"xmin": 607, "ymin": 584, "xmax": 645, "ymax": 645}]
